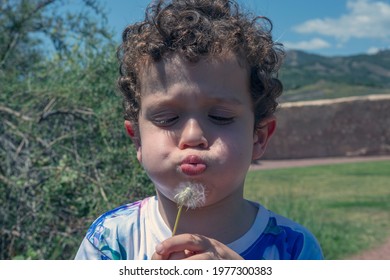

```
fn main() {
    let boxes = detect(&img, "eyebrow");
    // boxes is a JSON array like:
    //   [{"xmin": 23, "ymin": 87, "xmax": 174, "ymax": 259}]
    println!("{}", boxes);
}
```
[
  {"xmin": 206, "ymin": 97, "xmax": 244, "ymax": 106},
  {"xmin": 145, "ymin": 91, "xmax": 245, "ymax": 107}
]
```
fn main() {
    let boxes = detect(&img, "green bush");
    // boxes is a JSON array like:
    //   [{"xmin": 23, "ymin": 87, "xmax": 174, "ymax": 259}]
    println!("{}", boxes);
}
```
[{"xmin": 0, "ymin": 0, "xmax": 154, "ymax": 259}]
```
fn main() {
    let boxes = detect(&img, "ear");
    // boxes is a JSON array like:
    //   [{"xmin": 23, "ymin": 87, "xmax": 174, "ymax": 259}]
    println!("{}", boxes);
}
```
[
  {"xmin": 124, "ymin": 120, "xmax": 142, "ymax": 162},
  {"xmin": 252, "ymin": 116, "xmax": 276, "ymax": 161}
]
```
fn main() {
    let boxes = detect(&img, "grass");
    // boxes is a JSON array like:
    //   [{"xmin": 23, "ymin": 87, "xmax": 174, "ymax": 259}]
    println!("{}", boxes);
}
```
[{"xmin": 244, "ymin": 160, "xmax": 390, "ymax": 260}]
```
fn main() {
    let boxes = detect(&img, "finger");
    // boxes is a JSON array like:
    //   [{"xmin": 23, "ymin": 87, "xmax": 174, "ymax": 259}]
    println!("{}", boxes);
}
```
[
  {"xmin": 178, "ymin": 237, "xmax": 243, "ymax": 260},
  {"xmin": 153, "ymin": 251, "xmax": 189, "ymax": 260},
  {"xmin": 183, "ymin": 251, "xmax": 214, "ymax": 260},
  {"xmin": 167, "ymin": 250, "xmax": 197, "ymax": 260},
  {"xmin": 156, "ymin": 234, "xmax": 210, "ymax": 256},
  {"xmin": 155, "ymin": 234, "xmax": 243, "ymax": 260},
  {"xmin": 152, "ymin": 248, "xmax": 195, "ymax": 260},
  {"xmin": 151, "ymin": 252, "xmax": 167, "ymax": 260},
  {"xmin": 183, "ymin": 248, "xmax": 243, "ymax": 260}
]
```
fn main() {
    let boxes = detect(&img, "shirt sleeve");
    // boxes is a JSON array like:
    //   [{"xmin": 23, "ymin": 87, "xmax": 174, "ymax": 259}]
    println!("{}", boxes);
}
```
[
  {"xmin": 297, "ymin": 229, "xmax": 324, "ymax": 260},
  {"xmin": 74, "ymin": 238, "xmax": 111, "ymax": 260}
]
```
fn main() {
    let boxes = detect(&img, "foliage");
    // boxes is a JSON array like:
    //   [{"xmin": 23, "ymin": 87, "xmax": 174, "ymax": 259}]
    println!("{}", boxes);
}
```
[
  {"xmin": 0, "ymin": 0, "xmax": 154, "ymax": 259},
  {"xmin": 281, "ymin": 80, "xmax": 390, "ymax": 102},
  {"xmin": 280, "ymin": 50, "xmax": 390, "ymax": 101}
]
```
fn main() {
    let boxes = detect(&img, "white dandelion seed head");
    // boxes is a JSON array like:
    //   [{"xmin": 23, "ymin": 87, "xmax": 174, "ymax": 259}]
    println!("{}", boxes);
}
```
[{"xmin": 174, "ymin": 182, "xmax": 206, "ymax": 209}]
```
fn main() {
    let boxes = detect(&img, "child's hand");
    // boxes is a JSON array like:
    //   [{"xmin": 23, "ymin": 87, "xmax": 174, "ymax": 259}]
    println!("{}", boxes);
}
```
[{"xmin": 151, "ymin": 233, "xmax": 243, "ymax": 260}]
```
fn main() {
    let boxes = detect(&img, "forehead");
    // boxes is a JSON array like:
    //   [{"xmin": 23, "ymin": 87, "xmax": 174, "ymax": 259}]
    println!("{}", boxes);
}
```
[{"xmin": 139, "ymin": 54, "xmax": 249, "ymax": 97}]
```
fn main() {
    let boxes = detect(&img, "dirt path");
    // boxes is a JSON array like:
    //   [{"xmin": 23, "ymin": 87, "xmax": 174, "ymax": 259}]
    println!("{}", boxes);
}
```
[
  {"xmin": 346, "ymin": 237, "xmax": 390, "ymax": 260},
  {"xmin": 249, "ymin": 155, "xmax": 390, "ymax": 171},
  {"xmin": 250, "ymin": 155, "xmax": 390, "ymax": 260}
]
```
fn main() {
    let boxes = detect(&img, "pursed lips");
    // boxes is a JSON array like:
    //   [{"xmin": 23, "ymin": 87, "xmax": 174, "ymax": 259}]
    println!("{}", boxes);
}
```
[{"xmin": 180, "ymin": 155, "xmax": 207, "ymax": 176}]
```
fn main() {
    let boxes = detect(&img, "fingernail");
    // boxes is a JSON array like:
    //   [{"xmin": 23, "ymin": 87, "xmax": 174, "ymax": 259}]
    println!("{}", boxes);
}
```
[{"xmin": 155, "ymin": 243, "xmax": 164, "ymax": 254}]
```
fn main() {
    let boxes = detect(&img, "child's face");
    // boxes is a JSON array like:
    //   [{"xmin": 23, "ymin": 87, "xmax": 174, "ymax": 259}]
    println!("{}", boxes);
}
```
[{"xmin": 129, "ymin": 54, "xmax": 273, "ymax": 207}]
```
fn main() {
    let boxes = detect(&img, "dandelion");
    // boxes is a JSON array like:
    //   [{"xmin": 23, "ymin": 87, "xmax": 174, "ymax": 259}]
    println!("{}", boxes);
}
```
[{"xmin": 172, "ymin": 183, "xmax": 206, "ymax": 236}]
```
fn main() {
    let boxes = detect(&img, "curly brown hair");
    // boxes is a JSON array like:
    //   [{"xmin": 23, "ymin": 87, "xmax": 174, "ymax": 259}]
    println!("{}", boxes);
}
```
[{"xmin": 117, "ymin": 0, "xmax": 284, "ymax": 131}]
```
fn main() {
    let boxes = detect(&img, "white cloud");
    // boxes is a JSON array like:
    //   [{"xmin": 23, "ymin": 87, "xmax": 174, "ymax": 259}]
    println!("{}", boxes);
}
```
[
  {"xmin": 367, "ymin": 47, "xmax": 380, "ymax": 54},
  {"xmin": 366, "ymin": 46, "xmax": 390, "ymax": 54},
  {"xmin": 283, "ymin": 38, "xmax": 331, "ymax": 51},
  {"xmin": 293, "ymin": 0, "xmax": 390, "ymax": 42}
]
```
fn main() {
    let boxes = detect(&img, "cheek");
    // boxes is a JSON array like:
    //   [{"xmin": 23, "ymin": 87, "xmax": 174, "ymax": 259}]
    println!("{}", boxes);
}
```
[
  {"xmin": 214, "ymin": 131, "xmax": 253, "ymax": 166},
  {"xmin": 138, "ymin": 129, "xmax": 174, "ymax": 163},
  {"xmin": 136, "ymin": 146, "xmax": 142, "ymax": 162},
  {"xmin": 141, "ymin": 138, "xmax": 168, "ymax": 161}
]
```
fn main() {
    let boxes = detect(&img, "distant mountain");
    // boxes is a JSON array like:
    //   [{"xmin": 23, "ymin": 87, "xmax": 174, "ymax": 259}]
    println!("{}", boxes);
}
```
[{"xmin": 279, "ymin": 50, "xmax": 390, "ymax": 102}]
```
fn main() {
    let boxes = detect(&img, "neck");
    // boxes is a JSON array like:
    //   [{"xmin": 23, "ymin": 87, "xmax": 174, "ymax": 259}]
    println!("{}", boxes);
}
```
[{"xmin": 157, "ymin": 188, "xmax": 257, "ymax": 244}]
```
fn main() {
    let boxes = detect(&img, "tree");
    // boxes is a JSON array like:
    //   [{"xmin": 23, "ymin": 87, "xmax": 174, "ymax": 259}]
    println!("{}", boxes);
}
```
[{"xmin": 0, "ymin": 0, "xmax": 154, "ymax": 259}]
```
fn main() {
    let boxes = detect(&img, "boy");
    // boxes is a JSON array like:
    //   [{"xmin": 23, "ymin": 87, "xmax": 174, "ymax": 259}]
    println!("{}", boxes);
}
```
[{"xmin": 75, "ymin": 0, "xmax": 323, "ymax": 260}]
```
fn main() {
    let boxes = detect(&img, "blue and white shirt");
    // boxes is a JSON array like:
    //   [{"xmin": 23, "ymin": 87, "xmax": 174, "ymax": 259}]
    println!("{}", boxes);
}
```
[{"xmin": 75, "ymin": 196, "xmax": 323, "ymax": 260}]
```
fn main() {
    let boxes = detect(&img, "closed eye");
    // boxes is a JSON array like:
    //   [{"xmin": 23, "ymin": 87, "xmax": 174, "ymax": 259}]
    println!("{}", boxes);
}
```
[
  {"xmin": 208, "ymin": 115, "xmax": 235, "ymax": 125},
  {"xmin": 152, "ymin": 116, "xmax": 179, "ymax": 127}
]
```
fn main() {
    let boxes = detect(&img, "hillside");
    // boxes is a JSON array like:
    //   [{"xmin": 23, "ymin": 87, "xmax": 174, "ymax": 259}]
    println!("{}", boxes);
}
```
[{"xmin": 279, "ymin": 50, "xmax": 390, "ymax": 102}]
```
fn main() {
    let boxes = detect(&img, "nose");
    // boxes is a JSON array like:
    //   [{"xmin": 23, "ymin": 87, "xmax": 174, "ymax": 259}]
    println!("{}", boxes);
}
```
[{"xmin": 178, "ymin": 118, "xmax": 208, "ymax": 149}]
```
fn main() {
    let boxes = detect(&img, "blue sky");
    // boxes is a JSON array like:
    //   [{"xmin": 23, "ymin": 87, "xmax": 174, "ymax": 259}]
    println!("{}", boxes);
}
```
[{"xmin": 104, "ymin": 0, "xmax": 390, "ymax": 57}]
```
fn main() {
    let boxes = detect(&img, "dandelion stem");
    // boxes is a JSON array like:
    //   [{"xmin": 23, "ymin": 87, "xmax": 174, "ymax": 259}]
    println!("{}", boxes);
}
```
[{"xmin": 172, "ymin": 205, "xmax": 183, "ymax": 236}]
